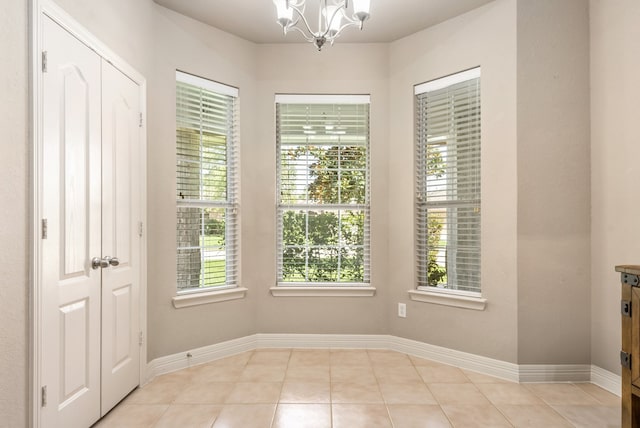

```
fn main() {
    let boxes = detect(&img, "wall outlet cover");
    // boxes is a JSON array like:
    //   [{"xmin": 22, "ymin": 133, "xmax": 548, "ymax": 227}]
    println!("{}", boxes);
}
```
[{"xmin": 398, "ymin": 303, "xmax": 407, "ymax": 318}]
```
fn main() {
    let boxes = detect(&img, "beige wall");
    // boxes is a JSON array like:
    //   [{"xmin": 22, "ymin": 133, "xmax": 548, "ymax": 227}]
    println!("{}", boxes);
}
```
[
  {"xmin": 590, "ymin": 0, "xmax": 640, "ymax": 374},
  {"xmin": 516, "ymin": 0, "xmax": 591, "ymax": 364},
  {"xmin": 388, "ymin": 0, "xmax": 519, "ymax": 363},
  {"xmin": 0, "ymin": 1, "xmax": 29, "ymax": 426},
  {"xmin": 146, "ymin": 7, "xmax": 258, "ymax": 360},
  {"xmin": 52, "ymin": 0, "xmax": 155, "ymax": 77},
  {"xmin": 251, "ymin": 44, "xmax": 391, "ymax": 335}
]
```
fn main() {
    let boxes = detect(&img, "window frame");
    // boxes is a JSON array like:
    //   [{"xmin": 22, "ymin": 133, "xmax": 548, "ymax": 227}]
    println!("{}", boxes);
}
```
[
  {"xmin": 174, "ymin": 70, "xmax": 241, "ymax": 302},
  {"xmin": 274, "ymin": 94, "xmax": 372, "ymax": 289},
  {"xmin": 414, "ymin": 67, "xmax": 483, "ymax": 299}
]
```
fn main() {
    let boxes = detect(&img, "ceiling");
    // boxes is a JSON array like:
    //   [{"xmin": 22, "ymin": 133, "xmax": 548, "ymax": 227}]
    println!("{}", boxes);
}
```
[{"xmin": 153, "ymin": 0, "xmax": 495, "ymax": 44}]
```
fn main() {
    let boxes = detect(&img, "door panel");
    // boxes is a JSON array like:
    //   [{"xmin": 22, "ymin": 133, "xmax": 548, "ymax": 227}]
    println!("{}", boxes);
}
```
[
  {"xmin": 59, "ymin": 299, "xmax": 89, "ymax": 403},
  {"xmin": 41, "ymin": 15, "xmax": 102, "ymax": 428},
  {"xmin": 112, "ymin": 285, "xmax": 133, "ymax": 367},
  {"xmin": 61, "ymin": 66, "xmax": 90, "ymax": 276},
  {"xmin": 100, "ymin": 60, "xmax": 141, "ymax": 415},
  {"xmin": 114, "ymin": 99, "xmax": 133, "ymax": 265}
]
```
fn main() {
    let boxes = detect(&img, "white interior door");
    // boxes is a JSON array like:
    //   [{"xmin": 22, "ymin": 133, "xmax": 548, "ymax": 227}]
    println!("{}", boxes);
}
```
[
  {"xmin": 40, "ymin": 15, "xmax": 143, "ymax": 427},
  {"xmin": 100, "ymin": 60, "xmax": 142, "ymax": 415},
  {"xmin": 41, "ymin": 15, "xmax": 102, "ymax": 428}
]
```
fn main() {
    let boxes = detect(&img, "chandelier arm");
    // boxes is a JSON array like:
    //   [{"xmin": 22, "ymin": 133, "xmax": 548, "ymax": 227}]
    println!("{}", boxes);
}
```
[
  {"xmin": 319, "ymin": 2, "xmax": 348, "ymax": 38},
  {"xmin": 288, "ymin": 25, "xmax": 316, "ymax": 42},
  {"xmin": 319, "ymin": 0, "xmax": 326, "ymax": 35},
  {"xmin": 326, "ymin": 21, "xmax": 360, "ymax": 41},
  {"xmin": 338, "ymin": 13, "xmax": 360, "ymax": 25},
  {"xmin": 288, "ymin": 3, "xmax": 319, "ymax": 38}
]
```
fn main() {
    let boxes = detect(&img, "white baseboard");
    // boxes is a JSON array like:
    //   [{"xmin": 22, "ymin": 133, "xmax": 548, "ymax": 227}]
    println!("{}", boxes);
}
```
[
  {"xmin": 518, "ymin": 364, "xmax": 591, "ymax": 383},
  {"xmin": 254, "ymin": 333, "xmax": 390, "ymax": 350},
  {"xmin": 145, "ymin": 335, "xmax": 256, "ymax": 383},
  {"xmin": 144, "ymin": 333, "xmax": 622, "ymax": 392},
  {"xmin": 590, "ymin": 365, "xmax": 621, "ymax": 396},
  {"xmin": 388, "ymin": 336, "xmax": 520, "ymax": 382}
]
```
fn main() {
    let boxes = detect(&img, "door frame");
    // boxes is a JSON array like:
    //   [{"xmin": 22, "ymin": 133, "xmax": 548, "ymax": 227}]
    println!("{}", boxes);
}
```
[{"xmin": 30, "ymin": 1, "xmax": 148, "ymax": 426}]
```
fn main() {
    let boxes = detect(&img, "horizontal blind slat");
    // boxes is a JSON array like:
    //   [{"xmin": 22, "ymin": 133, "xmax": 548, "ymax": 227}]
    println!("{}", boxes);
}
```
[
  {"xmin": 416, "ymin": 72, "xmax": 481, "ymax": 293},
  {"xmin": 277, "ymin": 99, "xmax": 370, "ymax": 285},
  {"xmin": 176, "ymin": 74, "xmax": 239, "ymax": 291}
]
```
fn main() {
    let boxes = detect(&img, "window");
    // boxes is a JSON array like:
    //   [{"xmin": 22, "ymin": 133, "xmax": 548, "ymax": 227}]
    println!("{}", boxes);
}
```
[
  {"xmin": 175, "ymin": 71, "xmax": 238, "ymax": 293},
  {"xmin": 276, "ymin": 94, "xmax": 370, "ymax": 286},
  {"xmin": 415, "ymin": 68, "xmax": 481, "ymax": 295}
]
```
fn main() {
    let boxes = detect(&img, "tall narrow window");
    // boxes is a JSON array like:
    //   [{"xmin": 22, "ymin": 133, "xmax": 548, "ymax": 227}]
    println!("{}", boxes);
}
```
[
  {"xmin": 276, "ymin": 95, "xmax": 370, "ymax": 286},
  {"xmin": 415, "ymin": 68, "xmax": 481, "ymax": 294},
  {"xmin": 176, "ymin": 71, "xmax": 238, "ymax": 292}
]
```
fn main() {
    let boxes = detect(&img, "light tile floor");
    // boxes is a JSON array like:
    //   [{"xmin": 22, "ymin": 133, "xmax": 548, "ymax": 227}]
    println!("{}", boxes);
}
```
[{"xmin": 94, "ymin": 349, "xmax": 621, "ymax": 428}]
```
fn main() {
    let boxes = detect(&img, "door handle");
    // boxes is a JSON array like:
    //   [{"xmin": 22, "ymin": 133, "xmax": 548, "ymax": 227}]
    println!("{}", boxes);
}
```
[
  {"xmin": 91, "ymin": 256, "xmax": 119, "ymax": 270},
  {"xmin": 92, "ymin": 257, "xmax": 109, "ymax": 270}
]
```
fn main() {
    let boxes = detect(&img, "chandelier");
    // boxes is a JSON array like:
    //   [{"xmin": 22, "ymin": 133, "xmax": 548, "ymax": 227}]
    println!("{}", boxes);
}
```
[{"xmin": 273, "ymin": 0, "xmax": 371, "ymax": 51}]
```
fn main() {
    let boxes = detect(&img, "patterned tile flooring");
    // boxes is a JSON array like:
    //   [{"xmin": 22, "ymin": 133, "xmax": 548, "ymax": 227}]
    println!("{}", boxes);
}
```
[{"xmin": 94, "ymin": 349, "xmax": 620, "ymax": 428}]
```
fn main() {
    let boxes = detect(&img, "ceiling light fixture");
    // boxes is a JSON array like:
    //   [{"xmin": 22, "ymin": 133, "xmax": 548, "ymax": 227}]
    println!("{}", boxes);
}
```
[{"xmin": 273, "ymin": 0, "xmax": 371, "ymax": 51}]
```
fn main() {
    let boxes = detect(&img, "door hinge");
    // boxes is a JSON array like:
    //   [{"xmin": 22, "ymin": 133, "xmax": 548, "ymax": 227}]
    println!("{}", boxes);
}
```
[
  {"xmin": 138, "ymin": 221, "xmax": 143, "ymax": 237},
  {"xmin": 621, "ymin": 351, "xmax": 632, "ymax": 370},
  {"xmin": 139, "ymin": 331, "xmax": 143, "ymax": 346},
  {"xmin": 622, "ymin": 300, "xmax": 632, "ymax": 317},
  {"xmin": 41, "ymin": 219, "xmax": 48, "ymax": 239},
  {"xmin": 139, "ymin": 112, "xmax": 143, "ymax": 128},
  {"xmin": 41, "ymin": 385, "xmax": 47, "ymax": 407},
  {"xmin": 42, "ymin": 51, "xmax": 48, "ymax": 73}
]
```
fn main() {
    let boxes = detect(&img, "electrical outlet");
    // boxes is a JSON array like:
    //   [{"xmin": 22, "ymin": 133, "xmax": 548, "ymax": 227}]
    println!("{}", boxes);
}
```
[{"xmin": 398, "ymin": 303, "xmax": 407, "ymax": 318}]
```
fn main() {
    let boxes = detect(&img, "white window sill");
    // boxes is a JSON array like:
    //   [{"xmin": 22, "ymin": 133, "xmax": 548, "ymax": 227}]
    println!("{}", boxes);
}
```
[
  {"xmin": 172, "ymin": 287, "xmax": 248, "ymax": 309},
  {"xmin": 408, "ymin": 289, "xmax": 487, "ymax": 311},
  {"xmin": 270, "ymin": 286, "xmax": 376, "ymax": 297}
]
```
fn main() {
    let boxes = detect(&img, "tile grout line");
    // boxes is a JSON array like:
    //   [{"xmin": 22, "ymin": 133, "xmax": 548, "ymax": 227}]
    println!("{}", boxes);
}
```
[
  {"xmin": 420, "ymin": 355, "xmax": 461, "ymax": 428},
  {"xmin": 398, "ymin": 351, "xmax": 458, "ymax": 427},
  {"xmin": 464, "ymin": 369, "xmax": 517, "ymax": 428},
  {"xmin": 329, "ymin": 350, "xmax": 334, "ymax": 428},
  {"xmin": 520, "ymin": 383, "xmax": 581, "ymax": 427},
  {"xmin": 366, "ymin": 349, "xmax": 394, "ymax": 428},
  {"xmin": 269, "ymin": 348, "xmax": 292, "ymax": 428}
]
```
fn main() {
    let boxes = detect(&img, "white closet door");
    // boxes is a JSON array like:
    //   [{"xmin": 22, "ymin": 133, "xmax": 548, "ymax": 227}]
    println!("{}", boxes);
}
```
[
  {"xmin": 41, "ymin": 15, "xmax": 102, "ymax": 428},
  {"xmin": 100, "ymin": 60, "xmax": 142, "ymax": 415}
]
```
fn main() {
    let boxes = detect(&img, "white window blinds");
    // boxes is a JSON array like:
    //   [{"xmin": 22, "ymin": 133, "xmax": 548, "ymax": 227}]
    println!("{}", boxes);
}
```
[
  {"xmin": 276, "ymin": 95, "xmax": 370, "ymax": 285},
  {"xmin": 415, "ymin": 68, "xmax": 481, "ymax": 294},
  {"xmin": 176, "ymin": 71, "xmax": 238, "ymax": 292}
]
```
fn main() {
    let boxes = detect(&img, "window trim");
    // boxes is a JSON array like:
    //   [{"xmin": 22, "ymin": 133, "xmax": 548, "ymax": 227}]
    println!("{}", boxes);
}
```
[
  {"xmin": 270, "ymin": 285, "xmax": 376, "ymax": 297},
  {"xmin": 275, "ymin": 94, "xmax": 370, "ymax": 104},
  {"xmin": 172, "ymin": 287, "xmax": 248, "ymax": 309},
  {"xmin": 408, "ymin": 288, "xmax": 487, "ymax": 311},
  {"xmin": 275, "ymin": 94, "xmax": 372, "ymax": 289},
  {"xmin": 176, "ymin": 70, "xmax": 239, "ymax": 97},
  {"xmin": 414, "ymin": 67, "xmax": 482, "ymax": 296},
  {"xmin": 175, "ymin": 70, "xmax": 240, "ymax": 297},
  {"xmin": 414, "ymin": 67, "xmax": 481, "ymax": 94}
]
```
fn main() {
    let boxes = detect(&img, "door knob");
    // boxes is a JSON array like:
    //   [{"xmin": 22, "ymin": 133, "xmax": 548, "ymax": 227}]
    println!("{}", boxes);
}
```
[
  {"xmin": 91, "ymin": 256, "xmax": 119, "ymax": 270},
  {"xmin": 91, "ymin": 257, "xmax": 109, "ymax": 270}
]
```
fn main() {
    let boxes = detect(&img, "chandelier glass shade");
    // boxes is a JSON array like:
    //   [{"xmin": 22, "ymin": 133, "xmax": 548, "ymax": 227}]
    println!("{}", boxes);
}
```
[{"xmin": 273, "ymin": 0, "xmax": 371, "ymax": 50}]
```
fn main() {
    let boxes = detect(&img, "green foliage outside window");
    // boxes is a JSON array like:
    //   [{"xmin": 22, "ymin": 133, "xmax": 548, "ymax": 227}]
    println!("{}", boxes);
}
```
[
  {"xmin": 426, "ymin": 145, "xmax": 447, "ymax": 286},
  {"xmin": 281, "ymin": 144, "xmax": 366, "ymax": 283}
]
